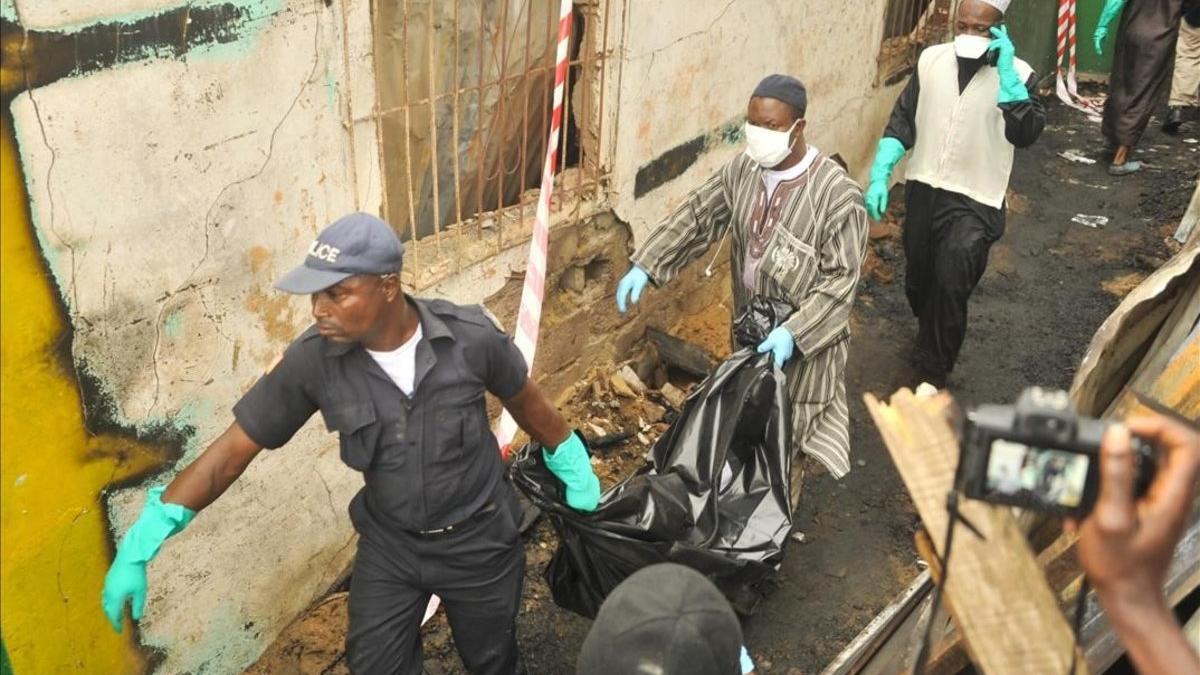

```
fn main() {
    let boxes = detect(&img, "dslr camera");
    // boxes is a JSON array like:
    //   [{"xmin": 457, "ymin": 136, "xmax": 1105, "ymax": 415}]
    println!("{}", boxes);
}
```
[{"xmin": 956, "ymin": 387, "xmax": 1155, "ymax": 517}]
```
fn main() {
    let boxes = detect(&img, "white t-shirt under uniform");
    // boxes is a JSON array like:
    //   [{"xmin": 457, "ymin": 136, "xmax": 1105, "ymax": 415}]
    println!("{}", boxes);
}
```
[{"xmin": 365, "ymin": 324, "xmax": 424, "ymax": 396}]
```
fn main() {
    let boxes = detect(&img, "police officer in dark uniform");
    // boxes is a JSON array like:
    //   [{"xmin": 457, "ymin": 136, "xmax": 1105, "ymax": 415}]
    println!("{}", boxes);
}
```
[{"xmin": 101, "ymin": 213, "xmax": 602, "ymax": 674}]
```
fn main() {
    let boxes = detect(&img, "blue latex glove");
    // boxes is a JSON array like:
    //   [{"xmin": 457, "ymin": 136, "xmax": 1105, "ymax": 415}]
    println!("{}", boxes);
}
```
[
  {"xmin": 101, "ymin": 487, "xmax": 195, "ymax": 633},
  {"xmin": 865, "ymin": 137, "xmax": 906, "ymax": 221},
  {"xmin": 543, "ymin": 432, "xmax": 601, "ymax": 512},
  {"xmin": 989, "ymin": 26, "xmax": 1028, "ymax": 104},
  {"xmin": 755, "ymin": 326, "xmax": 796, "ymax": 368},
  {"xmin": 1093, "ymin": 0, "xmax": 1126, "ymax": 55},
  {"xmin": 615, "ymin": 266, "xmax": 650, "ymax": 314}
]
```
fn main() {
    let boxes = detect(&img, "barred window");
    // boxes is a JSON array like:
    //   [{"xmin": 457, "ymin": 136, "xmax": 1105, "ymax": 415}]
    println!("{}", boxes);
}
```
[
  {"xmin": 877, "ymin": 0, "xmax": 952, "ymax": 86},
  {"xmin": 371, "ymin": 0, "xmax": 618, "ymax": 246}
]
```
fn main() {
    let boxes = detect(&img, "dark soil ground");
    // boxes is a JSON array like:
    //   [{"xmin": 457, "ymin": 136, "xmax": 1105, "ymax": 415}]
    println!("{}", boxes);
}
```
[{"xmin": 247, "ymin": 96, "xmax": 1195, "ymax": 674}]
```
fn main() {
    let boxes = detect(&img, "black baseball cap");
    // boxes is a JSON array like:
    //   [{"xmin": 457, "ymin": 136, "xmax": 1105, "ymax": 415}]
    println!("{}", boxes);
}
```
[
  {"xmin": 275, "ymin": 212, "xmax": 405, "ymax": 294},
  {"xmin": 752, "ymin": 74, "xmax": 807, "ymax": 118},
  {"xmin": 576, "ymin": 564, "xmax": 744, "ymax": 675}
]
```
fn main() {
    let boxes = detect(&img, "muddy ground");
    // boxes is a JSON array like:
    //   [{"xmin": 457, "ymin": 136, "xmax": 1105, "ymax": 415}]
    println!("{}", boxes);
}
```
[{"xmin": 247, "ymin": 95, "xmax": 1195, "ymax": 674}]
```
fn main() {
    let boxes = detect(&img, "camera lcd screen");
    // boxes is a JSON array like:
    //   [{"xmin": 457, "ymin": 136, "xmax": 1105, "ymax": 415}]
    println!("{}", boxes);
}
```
[{"xmin": 984, "ymin": 439, "xmax": 1090, "ymax": 508}]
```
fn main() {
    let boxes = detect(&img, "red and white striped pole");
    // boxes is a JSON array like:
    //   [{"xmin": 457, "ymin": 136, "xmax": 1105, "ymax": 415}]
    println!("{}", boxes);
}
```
[
  {"xmin": 1055, "ymin": 0, "xmax": 1102, "ymax": 118},
  {"xmin": 422, "ymin": 2, "xmax": 574, "ymax": 627},
  {"xmin": 494, "ymin": 0, "xmax": 574, "ymax": 456}
]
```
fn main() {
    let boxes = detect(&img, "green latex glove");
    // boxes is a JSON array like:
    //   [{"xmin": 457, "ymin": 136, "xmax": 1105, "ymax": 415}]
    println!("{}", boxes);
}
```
[
  {"xmin": 101, "ymin": 487, "xmax": 195, "ymax": 633},
  {"xmin": 989, "ymin": 26, "xmax": 1028, "ymax": 104},
  {"xmin": 543, "ymin": 432, "xmax": 601, "ymax": 512},
  {"xmin": 1093, "ymin": 0, "xmax": 1126, "ymax": 55},
  {"xmin": 865, "ymin": 137, "xmax": 907, "ymax": 221}
]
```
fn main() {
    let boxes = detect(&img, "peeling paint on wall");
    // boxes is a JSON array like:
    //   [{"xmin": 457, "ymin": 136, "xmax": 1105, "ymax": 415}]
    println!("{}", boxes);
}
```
[
  {"xmin": 0, "ymin": 108, "xmax": 187, "ymax": 675},
  {"xmin": 633, "ymin": 116, "xmax": 743, "ymax": 199},
  {"xmin": 0, "ymin": 1, "xmax": 343, "ymax": 672}
]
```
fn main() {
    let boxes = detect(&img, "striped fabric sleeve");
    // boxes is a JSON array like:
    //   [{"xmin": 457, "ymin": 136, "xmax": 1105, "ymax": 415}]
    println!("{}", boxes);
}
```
[
  {"xmin": 629, "ymin": 165, "xmax": 733, "ymax": 285},
  {"xmin": 782, "ymin": 182, "xmax": 869, "ymax": 359}
]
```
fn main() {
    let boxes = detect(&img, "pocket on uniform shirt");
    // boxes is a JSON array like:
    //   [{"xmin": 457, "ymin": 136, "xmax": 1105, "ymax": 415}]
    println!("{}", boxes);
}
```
[
  {"xmin": 321, "ymin": 401, "xmax": 379, "ymax": 471},
  {"xmin": 428, "ymin": 408, "xmax": 466, "ymax": 471},
  {"xmin": 763, "ymin": 228, "xmax": 818, "ymax": 300}
]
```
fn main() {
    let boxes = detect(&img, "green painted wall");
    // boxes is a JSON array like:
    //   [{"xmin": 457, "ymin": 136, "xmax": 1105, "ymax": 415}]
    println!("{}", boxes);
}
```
[
  {"xmin": 1002, "ymin": 0, "xmax": 1114, "ymax": 79},
  {"xmin": 1075, "ymin": 0, "xmax": 1117, "ymax": 74},
  {"xmin": 1005, "ymin": 0, "xmax": 1060, "ymax": 78}
]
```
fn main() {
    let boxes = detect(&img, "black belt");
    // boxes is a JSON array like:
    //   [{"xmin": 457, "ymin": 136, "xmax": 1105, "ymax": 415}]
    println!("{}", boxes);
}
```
[{"xmin": 409, "ymin": 503, "xmax": 498, "ymax": 538}]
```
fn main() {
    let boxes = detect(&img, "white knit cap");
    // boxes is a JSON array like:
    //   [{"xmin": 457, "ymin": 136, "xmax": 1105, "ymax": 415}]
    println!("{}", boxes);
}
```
[{"xmin": 978, "ymin": 0, "xmax": 1011, "ymax": 13}]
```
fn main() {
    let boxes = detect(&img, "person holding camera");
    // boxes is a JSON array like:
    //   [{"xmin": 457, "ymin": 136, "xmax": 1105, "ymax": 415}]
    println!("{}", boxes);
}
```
[{"xmin": 1072, "ymin": 413, "xmax": 1200, "ymax": 675}]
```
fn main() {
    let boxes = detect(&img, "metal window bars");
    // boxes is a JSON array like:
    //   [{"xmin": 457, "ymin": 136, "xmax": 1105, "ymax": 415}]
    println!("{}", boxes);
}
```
[
  {"xmin": 877, "ymin": 0, "xmax": 952, "ymax": 86},
  {"xmin": 365, "ymin": 0, "xmax": 623, "ymax": 290}
]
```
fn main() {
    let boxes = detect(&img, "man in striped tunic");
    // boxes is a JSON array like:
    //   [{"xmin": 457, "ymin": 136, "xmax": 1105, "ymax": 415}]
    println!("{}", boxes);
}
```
[{"xmin": 614, "ymin": 74, "xmax": 869, "ymax": 488}]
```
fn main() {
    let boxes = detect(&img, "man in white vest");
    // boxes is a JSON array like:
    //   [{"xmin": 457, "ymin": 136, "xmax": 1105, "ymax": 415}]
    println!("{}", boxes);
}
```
[{"xmin": 863, "ymin": 0, "xmax": 1044, "ymax": 384}]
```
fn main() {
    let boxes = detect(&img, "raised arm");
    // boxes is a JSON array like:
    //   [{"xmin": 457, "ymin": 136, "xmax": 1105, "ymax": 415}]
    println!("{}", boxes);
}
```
[
  {"xmin": 629, "ymin": 166, "xmax": 734, "ymax": 287},
  {"xmin": 101, "ymin": 423, "xmax": 264, "ymax": 633},
  {"xmin": 102, "ymin": 340, "xmax": 317, "ymax": 633},
  {"xmin": 162, "ymin": 422, "xmax": 264, "ymax": 510}
]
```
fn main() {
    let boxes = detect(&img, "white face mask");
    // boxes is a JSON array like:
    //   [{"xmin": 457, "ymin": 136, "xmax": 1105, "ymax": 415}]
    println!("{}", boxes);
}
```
[
  {"xmin": 954, "ymin": 34, "xmax": 991, "ymax": 60},
  {"xmin": 744, "ymin": 120, "xmax": 799, "ymax": 168}
]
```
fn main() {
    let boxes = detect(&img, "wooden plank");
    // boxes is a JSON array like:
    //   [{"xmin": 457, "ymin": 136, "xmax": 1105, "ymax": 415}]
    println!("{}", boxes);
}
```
[
  {"xmin": 1124, "ymin": 268, "xmax": 1200, "ymax": 393},
  {"xmin": 1173, "ymin": 178, "xmax": 1200, "ymax": 245},
  {"xmin": 1078, "ymin": 504, "xmax": 1200, "ymax": 671},
  {"xmin": 646, "ymin": 326, "xmax": 717, "ymax": 378},
  {"xmin": 864, "ymin": 390, "xmax": 1088, "ymax": 675},
  {"xmin": 820, "ymin": 571, "xmax": 933, "ymax": 675},
  {"xmin": 1072, "ymin": 243, "xmax": 1199, "ymax": 416}
]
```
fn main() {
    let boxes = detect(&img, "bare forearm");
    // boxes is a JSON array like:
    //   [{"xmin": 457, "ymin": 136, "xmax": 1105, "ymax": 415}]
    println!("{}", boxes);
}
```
[
  {"xmin": 162, "ymin": 422, "xmax": 262, "ymax": 511},
  {"xmin": 1101, "ymin": 592, "xmax": 1200, "ymax": 675},
  {"xmin": 503, "ymin": 381, "xmax": 571, "ymax": 449}
]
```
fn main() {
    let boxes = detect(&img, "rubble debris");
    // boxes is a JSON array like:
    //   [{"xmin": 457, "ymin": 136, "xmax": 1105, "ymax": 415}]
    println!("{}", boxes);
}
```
[
  {"xmin": 1071, "ymin": 214, "xmax": 1109, "ymax": 229},
  {"xmin": 587, "ymin": 431, "xmax": 636, "ymax": 453},
  {"xmin": 791, "ymin": 531, "xmax": 807, "ymax": 544},
  {"xmin": 617, "ymin": 365, "xmax": 647, "ymax": 395},
  {"xmin": 646, "ymin": 327, "xmax": 716, "ymax": 378},
  {"xmin": 640, "ymin": 400, "xmax": 666, "ymax": 423},
  {"xmin": 868, "ymin": 221, "xmax": 901, "ymax": 240},
  {"xmin": 609, "ymin": 372, "xmax": 637, "ymax": 398},
  {"xmin": 861, "ymin": 248, "xmax": 895, "ymax": 285},
  {"xmin": 632, "ymin": 346, "xmax": 661, "ymax": 386},
  {"xmin": 660, "ymin": 382, "xmax": 687, "ymax": 409},
  {"xmin": 1058, "ymin": 149, "xmax": 1096, "ymax": 164}
]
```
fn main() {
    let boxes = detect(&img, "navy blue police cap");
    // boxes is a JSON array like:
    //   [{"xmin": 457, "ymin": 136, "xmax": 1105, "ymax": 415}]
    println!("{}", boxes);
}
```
[{"xmin": 275, "ymin": 212, "xmax": 405, "ymax": 294}]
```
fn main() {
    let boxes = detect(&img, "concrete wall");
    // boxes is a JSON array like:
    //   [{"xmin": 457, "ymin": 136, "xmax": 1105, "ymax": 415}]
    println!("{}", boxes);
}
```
[
  {"xmin": 0, "ymin": 0, "xmax": 915, "ymax": 672},
  {"xmin": 0, "ymin": 0, "xmax": 380, "ymax": 672},
  {"xmin": 607, "ymin": 0, "xmax": 905, "ymax": 244}
]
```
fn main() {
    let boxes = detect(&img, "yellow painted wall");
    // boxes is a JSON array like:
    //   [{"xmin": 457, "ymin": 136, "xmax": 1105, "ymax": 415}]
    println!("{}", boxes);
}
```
[{"xmin": 0, "ymin": 113, "xmax": 172, "ymax": 674}]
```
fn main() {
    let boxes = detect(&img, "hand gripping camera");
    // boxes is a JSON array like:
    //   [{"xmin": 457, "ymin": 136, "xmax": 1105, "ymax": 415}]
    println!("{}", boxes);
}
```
[{"xmin": 956, "ymin": 387, "xmax": 1155, "ymax": 518}]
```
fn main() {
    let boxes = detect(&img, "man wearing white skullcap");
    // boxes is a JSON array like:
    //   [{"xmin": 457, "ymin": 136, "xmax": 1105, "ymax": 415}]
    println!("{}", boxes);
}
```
[{"xmin": 863, "ymin": 0, "xmax": 1044, "ymax": 385}]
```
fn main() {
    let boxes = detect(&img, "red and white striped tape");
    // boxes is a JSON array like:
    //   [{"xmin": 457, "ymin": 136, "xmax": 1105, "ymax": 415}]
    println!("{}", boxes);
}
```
[
  {"xmin": 1055, "ymin": 0, "xmax": 1104, "ymax": 119},
  {"xmin": 422, "ymin": 2, "xmax": 574, "ymax": 627},
  {"xmin": 494, "ymin": 0, "xmax": 575, "ymax": 456}
]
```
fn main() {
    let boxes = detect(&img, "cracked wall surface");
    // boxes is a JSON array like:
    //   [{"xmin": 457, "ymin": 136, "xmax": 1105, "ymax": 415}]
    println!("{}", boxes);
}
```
[
  {"xmin": 610, "ymin": 0, "xmax": 903, "ymax": 243},
  {"xmin": 0, "ymin": 0, "xmax": 380, "ymax": 672},
  {"xmin": 2, "ymin": 0, "xmax": 926, "ymax": 672}
]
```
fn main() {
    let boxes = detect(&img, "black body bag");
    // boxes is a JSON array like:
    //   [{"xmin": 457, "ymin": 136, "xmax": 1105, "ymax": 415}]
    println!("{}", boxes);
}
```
[{"xmin": 511, "ymin": 298, "xmax": 796, "ymax": 618}]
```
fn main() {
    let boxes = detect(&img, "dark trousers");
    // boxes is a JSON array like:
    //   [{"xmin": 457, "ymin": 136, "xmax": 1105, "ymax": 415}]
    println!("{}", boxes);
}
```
[
  {"xmin": 346, "ymin": 486, "xmax": 526, "ymax": 675},
  {"xmin": 902, "ymin": 182, "xmax": 1004, "ymax": 374}
]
